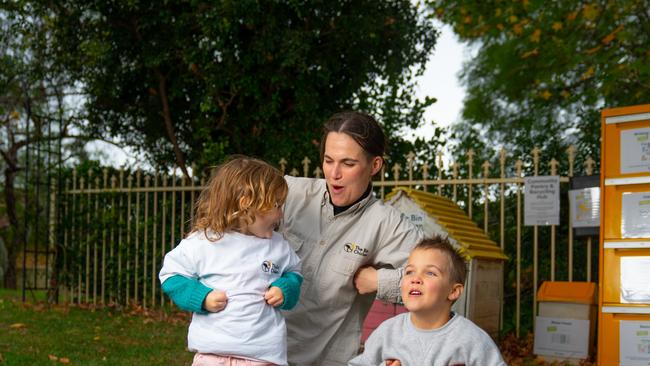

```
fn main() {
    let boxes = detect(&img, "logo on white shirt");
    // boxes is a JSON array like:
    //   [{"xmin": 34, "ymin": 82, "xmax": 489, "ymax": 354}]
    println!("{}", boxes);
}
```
[
  {"xmin": 262, "ymin": 260, "xmax": 279, "ymax": 274},
  {"xmin": 344, "ymin": 242, "xmax": 368, "ymax": 257}
]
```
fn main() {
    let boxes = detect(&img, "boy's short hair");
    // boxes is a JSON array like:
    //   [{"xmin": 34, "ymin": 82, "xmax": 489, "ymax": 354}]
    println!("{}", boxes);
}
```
[{"xmin": 414, "ymin": 235, "xmax": 468, "ymax": 286}]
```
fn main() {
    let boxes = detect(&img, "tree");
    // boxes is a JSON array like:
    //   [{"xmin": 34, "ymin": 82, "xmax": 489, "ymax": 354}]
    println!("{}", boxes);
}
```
[
  {"xmin": 429, "ymin": 0, "xmax": 650, "ymax": 173},
  {"xmin": 37, "ymin": 0, "xmax": 442, "ymax": 174},
  {"xmin": 0, "ymin": 5, "xmax": 80, "ymax": 288}
]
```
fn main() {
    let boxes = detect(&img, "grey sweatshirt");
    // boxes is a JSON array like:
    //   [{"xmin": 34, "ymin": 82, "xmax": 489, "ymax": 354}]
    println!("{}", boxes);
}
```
[
  {"xmin": 282, "ymin": 177, "xmax": 424, "ymax": 365},
  {"xmin": 348, "ymin": 312, "xmax": 507, "ymax": 366}
]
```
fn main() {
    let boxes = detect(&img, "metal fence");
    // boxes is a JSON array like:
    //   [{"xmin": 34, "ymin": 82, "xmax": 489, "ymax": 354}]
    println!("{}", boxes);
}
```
[{"xmin": 53, "ymin": 146, "xmax": 598, "ymax": 336}]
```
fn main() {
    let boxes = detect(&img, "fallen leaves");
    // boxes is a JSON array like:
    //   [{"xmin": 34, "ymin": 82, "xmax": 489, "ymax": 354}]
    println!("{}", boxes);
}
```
[
  {"xmin": 499, "ymin": 332, "xmax": 596, "ymax": 365},
  {"xmin": 48, "ymin": 354, "xmax": 71, "ymax": 363}
]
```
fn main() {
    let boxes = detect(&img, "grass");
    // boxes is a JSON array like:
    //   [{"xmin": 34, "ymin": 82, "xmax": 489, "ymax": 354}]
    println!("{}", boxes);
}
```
[
  {"xmin": 0, "ymin": 288, "xmax": 596, "ymax": 366},
  {"xmin": 0, "ymin": 289, "xmax": 193, "ymax": 366}
]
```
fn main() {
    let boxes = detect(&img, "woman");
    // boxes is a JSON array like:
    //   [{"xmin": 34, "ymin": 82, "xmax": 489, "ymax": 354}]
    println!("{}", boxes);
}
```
[
  {"xmin": 280, "ymin": 111, "xmax": 422, "ymax": 365},
  {"xmin": 163, "ymin": 111, "xmax": 423, "ymax": 365}
]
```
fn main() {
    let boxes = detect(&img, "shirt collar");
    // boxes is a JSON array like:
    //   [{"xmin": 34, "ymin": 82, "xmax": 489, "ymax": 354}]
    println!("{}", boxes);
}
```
[{"xmin": 321, "ymin": 181, "xmax": 374, "ymax": 216}]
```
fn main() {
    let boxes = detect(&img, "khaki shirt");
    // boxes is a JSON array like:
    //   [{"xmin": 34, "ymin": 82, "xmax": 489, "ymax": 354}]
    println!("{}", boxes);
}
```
[{"xmin": 281, "ymin": 176, "xmax": 423, "ymax": 365}]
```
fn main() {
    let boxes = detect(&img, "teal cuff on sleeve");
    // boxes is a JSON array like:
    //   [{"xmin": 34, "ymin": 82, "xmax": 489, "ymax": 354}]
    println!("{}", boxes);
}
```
[
  {"xmin": 161, "ymin": 275, "xmax": 212, "ymax": 313},
  {"xmin": 270, "ymin": 272, "xmax": 303, "ymax": 310}
]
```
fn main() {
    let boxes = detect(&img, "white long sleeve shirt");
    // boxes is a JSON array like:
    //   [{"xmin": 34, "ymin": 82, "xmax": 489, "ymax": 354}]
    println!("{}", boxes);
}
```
[{"xmin": 159, "ymin": 230, "xmax": 301, "ymax": 366}]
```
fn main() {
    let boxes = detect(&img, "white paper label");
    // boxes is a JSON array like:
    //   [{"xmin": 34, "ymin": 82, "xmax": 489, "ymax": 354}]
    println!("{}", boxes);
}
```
[
  {"xmin": 620, "ymin": 321, "xmax": 650, "ymax": 366},
  {"xmin": 569, "ymin": 187, "xmax": 600, "ymax": 228},
  {"xmin": 534, "ymin": 316, "xmax": 589, "ymax": 359},
  {"xmin": 621, "ymin": 257, "xmax": 650, "ymax": 304},
  {"xmin": 621, "ymin": 127, "xmax": 650, "ymax": 174},
  {"xmin": 622, "ymin": 192, "xmax": 650, "ymax": 238}
]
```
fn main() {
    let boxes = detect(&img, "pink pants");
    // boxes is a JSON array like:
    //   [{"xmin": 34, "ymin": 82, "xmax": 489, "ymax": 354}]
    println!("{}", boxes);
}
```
[{"xmin": 191, "ymin": 353, "xmax": 277, "ymax": 366}]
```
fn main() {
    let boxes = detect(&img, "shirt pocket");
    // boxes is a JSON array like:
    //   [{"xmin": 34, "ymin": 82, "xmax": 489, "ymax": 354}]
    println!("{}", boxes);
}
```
[{"xmin": 319, "ymin": 254, "xmax": 365, "ymax": 306}]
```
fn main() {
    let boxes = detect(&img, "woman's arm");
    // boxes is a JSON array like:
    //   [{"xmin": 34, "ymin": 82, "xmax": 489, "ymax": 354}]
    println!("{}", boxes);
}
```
[{"xmin": 362, "ymin": 208, "xmax": 424, "ymax": 302}]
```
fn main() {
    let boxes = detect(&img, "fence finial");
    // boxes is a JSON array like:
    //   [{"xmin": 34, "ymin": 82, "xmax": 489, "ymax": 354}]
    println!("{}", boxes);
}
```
[
  {"xmin": 313, "ymin": 166, "xmax": 322, "ymax": 178},
  {"xmin": 566, "ymin": 145, "xmax": 576, "ymax": 177},
  {"xmin": 466, "ymin": 149, "xmax": 475, "ymax": 179},
  {"xmin": 585, "ymin": 156, "xmax": 595, "ymax": 175},
  {"xmin": 407, "ymin": 151, "xmax": 415, "ymax": 183},
  {"xmin": 499, "ymin": 148, "xmax": 507, "ymax": 178},
  {"xmin": 482, "ymin": 161, "xmax": 491, "ymax": 178},
  {"xmin": 531, "ymin": 147, "xmax": 541, "ymax": 175},
  {"xmin": 451, "ymin": 162, "xmax": 459, "ymax": 179},
  {"xmin": 278, "ymin": 158, "xmax": 287, "ymax": 175},
  {"xmin": 392, "ymin": 163, "xmax": 401, "ymax": 182},
  {"xmin": 421, "ymin": 163, "xmax": 430, "ymax": 180},
  {"xmin": 436, "ymin": 152, "xmax": 443, "ymax": 180},
  {"xmin": 302, "ymin": 157, "xmax": 311, "ymax": 177},
  {"xmin": 515, "ymin": 159, "xmax": 523, "ymax": 177},
  {"xmin": 550, "ymin": 158, "xmax": 559, "ymax": 176}
]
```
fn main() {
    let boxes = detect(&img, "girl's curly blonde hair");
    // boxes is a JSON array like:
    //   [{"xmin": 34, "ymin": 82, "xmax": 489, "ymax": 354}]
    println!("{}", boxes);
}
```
[{"xmin": 192, "ymin": 156, "xmax": 287, "ymax": 241}]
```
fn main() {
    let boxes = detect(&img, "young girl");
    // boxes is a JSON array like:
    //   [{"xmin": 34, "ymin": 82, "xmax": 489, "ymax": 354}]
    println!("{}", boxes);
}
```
[{"xmin": 159, "ymin": 156, "xmax": 302, "ymax": 366}]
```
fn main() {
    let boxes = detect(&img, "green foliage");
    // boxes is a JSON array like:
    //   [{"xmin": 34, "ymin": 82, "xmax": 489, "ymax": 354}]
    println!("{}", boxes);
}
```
[
  {"xmin": 429, "ymin": 0, "xmax": 650, "ymax": 173},
  {"xmin": 34, "ymin": 0, "xmax": 442, "ymax": 170}
]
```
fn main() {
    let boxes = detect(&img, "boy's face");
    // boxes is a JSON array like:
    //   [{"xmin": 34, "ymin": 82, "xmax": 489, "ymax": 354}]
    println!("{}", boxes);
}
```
[{"xmin": 400, "ymin": 248, "xmax": 463, "ymax": 315}]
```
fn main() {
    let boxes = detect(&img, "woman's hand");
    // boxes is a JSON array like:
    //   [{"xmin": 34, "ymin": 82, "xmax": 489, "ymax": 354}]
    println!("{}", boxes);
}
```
[
  {"xmin": 264, "ymin": 286, "xmax": 284, "ymax": 307},
  {"xmin": 203, "ymin": 290, "xmax": 228, "ymax": 312},
  {"xmin": 353, "ymin": 265, "xmax": 378, "ymax": 294},
  {"xmin": 386, "ymin": 359, "xmax": 401, "ymax": 366}
]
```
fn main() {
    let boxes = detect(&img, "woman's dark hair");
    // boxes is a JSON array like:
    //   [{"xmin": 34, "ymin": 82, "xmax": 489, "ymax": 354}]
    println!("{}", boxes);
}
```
[{"xmin": 320, "ymin": 111, "xmax": 387, "ymax": 163}]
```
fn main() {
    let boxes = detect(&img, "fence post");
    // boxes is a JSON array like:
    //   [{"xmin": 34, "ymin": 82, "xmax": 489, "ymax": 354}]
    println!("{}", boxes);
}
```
[{"xmin": 567, "ymin": 145, "xmax": 576, "ymax": 281}]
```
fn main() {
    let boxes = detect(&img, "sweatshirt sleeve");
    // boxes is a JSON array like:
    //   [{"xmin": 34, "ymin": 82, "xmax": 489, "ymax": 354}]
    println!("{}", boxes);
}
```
[
  {"xmin": 270, "ymin": 272, "xmax": 303, "ymax": 310},
  {"xmin": 161, "ymin": 274, "xmax": 212, "ymax": 313},
  {"xmin": 347, "ymin": 324, "xmax": 384, "ymax": 366}
]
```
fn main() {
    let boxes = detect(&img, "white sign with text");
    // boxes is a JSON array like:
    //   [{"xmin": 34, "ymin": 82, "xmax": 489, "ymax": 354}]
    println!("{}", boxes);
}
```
[{"xmin": 525, "ymin": 176, "xmax": 560, "ymax": 226}]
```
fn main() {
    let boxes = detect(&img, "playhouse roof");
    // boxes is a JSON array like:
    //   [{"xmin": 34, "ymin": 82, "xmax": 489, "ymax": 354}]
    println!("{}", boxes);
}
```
[{"xmin": 386, "ymin": 187, "xmax": 508, "ymax": 261}]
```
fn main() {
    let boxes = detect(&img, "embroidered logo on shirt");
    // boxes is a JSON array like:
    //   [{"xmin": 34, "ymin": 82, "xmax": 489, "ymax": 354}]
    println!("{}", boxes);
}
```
[
  {"xmin": 343, "ymin": 242, "xmax": 368, "ymax": 257},
  {"xmin": 262, "ymin": 260, "xmax": 280, "ymax": 274}
]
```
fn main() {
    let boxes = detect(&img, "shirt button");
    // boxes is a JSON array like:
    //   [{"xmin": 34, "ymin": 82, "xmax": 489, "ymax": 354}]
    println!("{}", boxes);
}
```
[{"xmin": 319, "ymin": 240, "xmax": 325, "ymax": 246}]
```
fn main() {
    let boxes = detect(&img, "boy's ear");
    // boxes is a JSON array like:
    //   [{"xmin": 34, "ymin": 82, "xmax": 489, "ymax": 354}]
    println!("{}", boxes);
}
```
[{"xmin": 448, "ymin": 283, "xmax": 464, "ymax": 302}]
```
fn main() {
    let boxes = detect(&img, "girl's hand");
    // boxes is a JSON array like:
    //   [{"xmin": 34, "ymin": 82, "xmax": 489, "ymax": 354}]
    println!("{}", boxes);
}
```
[
  {"xmin": 264, "ymin": 286, "xmax": 284, "ymax": 307},
  {"xmin": 203, "ymin": 290, "xmax": 228, "ymax": 312}
]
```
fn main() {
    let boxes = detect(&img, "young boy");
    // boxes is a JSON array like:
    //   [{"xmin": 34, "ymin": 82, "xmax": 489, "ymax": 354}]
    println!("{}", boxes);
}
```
[{"xmin": 349, "ymin": 236, "xmax": 506, "ymax": 366}]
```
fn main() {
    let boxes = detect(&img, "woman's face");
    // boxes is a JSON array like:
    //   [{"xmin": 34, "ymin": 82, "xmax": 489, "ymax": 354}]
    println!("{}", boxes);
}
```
[{"xmin": 322, "ymin": 132, "xmax": 382, "ymax": 207}]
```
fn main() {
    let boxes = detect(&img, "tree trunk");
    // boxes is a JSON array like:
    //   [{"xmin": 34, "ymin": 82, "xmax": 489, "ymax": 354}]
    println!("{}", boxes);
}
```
[{"xmin": 156, "ymin": 71, "xmax": 190, "ymax": 179}]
